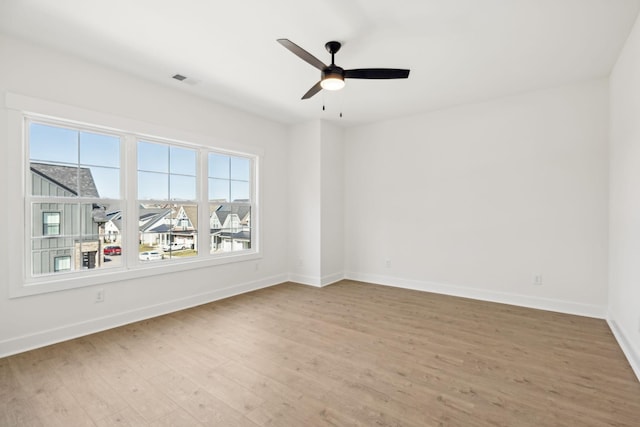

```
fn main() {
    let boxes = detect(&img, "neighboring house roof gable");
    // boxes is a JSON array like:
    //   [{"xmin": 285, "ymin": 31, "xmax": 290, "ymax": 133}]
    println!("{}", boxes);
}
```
[
  {"xmin": 30, "ymin": 162, "xmax": 99, "ymax": 197},
  {"xmin": 213, "ymin": 204, "xmax": 250, "ymax": 228},
  {"xmin": 179, "ymin": 205, "xmax": 198, "ymax": 230}
]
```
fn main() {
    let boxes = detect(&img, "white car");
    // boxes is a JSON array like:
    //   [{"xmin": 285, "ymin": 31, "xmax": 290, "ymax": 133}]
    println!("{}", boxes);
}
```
[
  {"xmin": 162, "ymin": 242, "xmax": 186, "ymax": 251},
  {"xmin": 139, "ymin": 250, "xmax": 163, "ymax": 261}
]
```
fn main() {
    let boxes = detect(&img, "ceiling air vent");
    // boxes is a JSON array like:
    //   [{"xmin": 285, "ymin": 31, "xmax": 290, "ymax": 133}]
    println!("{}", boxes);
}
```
[{"xmin": 172, "ymin": 74, "xmax": 187, "ymax": 81}]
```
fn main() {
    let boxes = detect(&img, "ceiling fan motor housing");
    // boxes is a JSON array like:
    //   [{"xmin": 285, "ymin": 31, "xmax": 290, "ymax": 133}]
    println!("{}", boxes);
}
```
[{"xmin": 322, "ymin": 64, "xmax": 345, "ymax": 80}]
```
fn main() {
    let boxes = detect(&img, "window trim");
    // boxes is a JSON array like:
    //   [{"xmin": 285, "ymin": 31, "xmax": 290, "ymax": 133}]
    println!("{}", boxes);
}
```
[{"xmin": 6, "ymin": 92, "xmax": 262, "ymax": 299}]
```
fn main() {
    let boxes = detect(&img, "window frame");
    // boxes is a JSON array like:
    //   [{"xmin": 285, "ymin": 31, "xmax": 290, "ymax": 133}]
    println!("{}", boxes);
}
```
[
  {"xmin": 7, "ymin": 93, "xmax": 261, "ymax": 298},
  {"xmin": 26, "ymin": 117, "xmax": 124, "ymax": 278}
]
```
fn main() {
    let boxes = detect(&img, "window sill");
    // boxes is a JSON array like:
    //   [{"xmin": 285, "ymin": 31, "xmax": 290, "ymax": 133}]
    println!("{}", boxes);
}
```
[{"xmin": 10, "ymin": 251, "xmax": 262, "ymax": 298}]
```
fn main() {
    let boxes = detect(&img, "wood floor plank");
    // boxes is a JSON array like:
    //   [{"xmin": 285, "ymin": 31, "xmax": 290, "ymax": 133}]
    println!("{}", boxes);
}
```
[
  {"xmin": 2, "ymin": 280, "xmax": 640, "ymax": 426},
  {"xmin": 147, "ymin": 370, "xmax": 255, "ymax": 426},
  {"xmin": 94, "ymin": 407, "xmax": 148, "ymax": 427}
]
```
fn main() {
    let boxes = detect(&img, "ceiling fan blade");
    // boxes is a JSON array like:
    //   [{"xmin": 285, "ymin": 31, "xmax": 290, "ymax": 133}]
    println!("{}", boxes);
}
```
[
  {"xmin": 301, "ymin": 81, "xmax": 323, "ymax": 99},
  {"xmin": 277, "ymin": 39, "xmax": 327, "ymax": 71},
  {"xmin": 345, "ymin": 68, "xmax": 410, "ymax": 79}
]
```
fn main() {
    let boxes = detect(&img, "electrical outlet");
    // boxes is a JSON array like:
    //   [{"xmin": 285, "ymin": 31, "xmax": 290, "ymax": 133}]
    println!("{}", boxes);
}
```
[
  {"xmin": 533, "ymin": 274, "xmax": 542, "ymax": 285},
  {"xmin": 385, "ymin": 259, "xmax": 391, "ymax": 268},
  {"xmin": 95, "ymin": 289, "xmax": 105, "ymax": 303}
]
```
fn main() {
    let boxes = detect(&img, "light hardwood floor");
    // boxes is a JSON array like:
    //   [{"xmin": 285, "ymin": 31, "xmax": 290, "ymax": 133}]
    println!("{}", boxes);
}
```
[{"xmin": 2, "ymin": 280, "xmax": 639, "ymax": 426}]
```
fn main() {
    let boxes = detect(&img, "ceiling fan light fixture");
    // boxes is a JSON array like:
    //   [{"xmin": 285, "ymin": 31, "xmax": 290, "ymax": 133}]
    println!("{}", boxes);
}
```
[
  {"xmin": 321, "ymin": 74, "xmax": 345, "ymax": 91},
  {"xmin": 277, "ymin": 38, "xmax": 410, "ymax": 99}
]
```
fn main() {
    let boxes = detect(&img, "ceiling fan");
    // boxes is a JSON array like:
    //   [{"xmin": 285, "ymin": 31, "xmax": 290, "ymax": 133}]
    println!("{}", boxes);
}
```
[{"xmin": 277, "ymin": 39, "xmax": 410, "ymax": 99}]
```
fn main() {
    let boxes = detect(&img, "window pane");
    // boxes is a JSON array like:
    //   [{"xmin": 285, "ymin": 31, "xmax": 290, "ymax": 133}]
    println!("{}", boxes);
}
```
[
  {"xmin": 231, "ymin": 157, "xmax": 250, "ymax": 181},
  {"xmin": 138, "ymin": 171, "xmax": 169, "ymax": 200},
  {"xmin": 210, "ymin": 204, "xmax": 251, "ymax": 253},
  {"xmin": 29, "ymin": 122, "xmax": 78, "ymax": 165},
  {"xmin": 138, "ymin": 141, "xmax": 168, "ymax": 173},
  {"xmin": 231, "ymin": 180, "xmax": 249, "ymax": 201},
  {"xmin": 31, "ymin": 200, "xmax": 122, "ymax": 275},
  {"xmin": 30, "ymin": 123, "xmax": 120, "ymax": 199},
  {"xmin": 138, "ymin": 203, "xmax": 197, "ymax": 261},
  {"xmin": 80, "ymin": 131, "xmax": 120, "ymax": 168},
  {"xmin": 169, "ymin": 175, "xmax": 196, "ymax": 200},
  {"xmin": 209, "ymin": 178, "xmax": 229, "ymax": 202},
  {"xmin": 170, "ymin": 146, "xmax": 196, "ymax": 175},
  {"xmin": 209, "ymin": 154, "xmax": 230, "ymax": 179}
]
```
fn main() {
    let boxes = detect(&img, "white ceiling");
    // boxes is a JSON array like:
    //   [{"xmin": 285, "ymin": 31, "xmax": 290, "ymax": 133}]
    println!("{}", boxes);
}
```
[{"xmin": 1, "ymin": 0, "xmax": 639, "ymax": 126}]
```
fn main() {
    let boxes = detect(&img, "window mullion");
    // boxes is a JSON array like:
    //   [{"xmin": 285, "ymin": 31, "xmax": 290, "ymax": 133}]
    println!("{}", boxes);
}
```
[
  {"xmin": 124, "ymin": 134, "xmax": 138, "ymax": 267},
  {"xmin": 198, "ymin": 148, "xmax": 208, "ymax": 255}
]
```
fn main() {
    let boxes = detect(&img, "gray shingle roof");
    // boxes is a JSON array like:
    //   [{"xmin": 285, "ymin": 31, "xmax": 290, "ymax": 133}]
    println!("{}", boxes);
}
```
[
  {"xmin": 30, "ymin": 162, "xmax": 99, "ymax": 197},
  {"xmin": 214, "ymin": 204, "xmax": 250, "ymax": 226},
  {"xmin": 139, "ymin": 208, "xmax": 172, "ymax": 232}
]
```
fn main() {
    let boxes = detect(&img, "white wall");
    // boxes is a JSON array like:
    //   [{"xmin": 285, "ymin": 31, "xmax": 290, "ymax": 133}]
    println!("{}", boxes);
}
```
[
  {"xmin": 288, "ymin": 121, "xmax": 322, "ymax": 283},
  {"xmin": 0, "ymin": 34, "xmax": 289, "ymax": 356},
  {"xmin": 287, "ymin": 120, "xmax": 345, "ymax": 286},
  {"xmin": 609, "ymin": 13, "xmax": 640, "ymax": 378},
  {"xmin": 345, "ymin": 79, "xmax": 610, "ymax": 317},
  {"xmin": 320, "ymin": 122, "xmax": 344, "ymax": 283}
]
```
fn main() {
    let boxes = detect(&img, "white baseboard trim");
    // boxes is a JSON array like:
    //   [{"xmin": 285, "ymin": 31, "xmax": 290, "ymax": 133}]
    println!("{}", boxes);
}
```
[
  {"xmin": 607, "ymin": 318, "xmax": 640, "ymax": 382},
  {"xmin": 288, "ymin": 272, "xmax": 344, "ymax": 288},
  {"xmin": 0, "ymin": 273, "xmax": 287, "ymax": 358},
  {"xmin": 288, "ymin": 273, "xmax": 322, "ymax": 287},
  {"xmin": 321, "ymin": 272, "xmax": 344, "ymax": 287},
  {"xmin": 345, "ymin": 272, "xmax": 606, "ymax": 319}
]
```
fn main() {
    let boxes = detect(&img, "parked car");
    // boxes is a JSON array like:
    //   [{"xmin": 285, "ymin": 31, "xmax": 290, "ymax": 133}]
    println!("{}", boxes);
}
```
[
  {"xmin": 162, "ymin": 242, "xmax": 186, "ymax": 251},
  {"xmin": 103, "ymin": 245, "xmax": 122, "ymax": 256},
  {"xmin": 139, "ymin": 251, "xmax": 163, "ymax": 261}
]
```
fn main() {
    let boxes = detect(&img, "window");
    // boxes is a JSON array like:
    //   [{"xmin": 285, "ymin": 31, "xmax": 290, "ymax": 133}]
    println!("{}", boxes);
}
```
[
  {"xmin": 208, "ymin": 153, "xmax": 252, "ymax": 253},
  {"xmin": 137, "ymin": 140, "xmax": 198, "ymax": 260},
  {"xmin": 28, "ymin": 121, "xmax": 121, "ymax": 276},
  {"xmin": 20, "ymin": 110, "xmax": 258, "ymax": 293},
  {"xmin": 42, "ymin": 212, "xmax": 61, "ymax": 236}
]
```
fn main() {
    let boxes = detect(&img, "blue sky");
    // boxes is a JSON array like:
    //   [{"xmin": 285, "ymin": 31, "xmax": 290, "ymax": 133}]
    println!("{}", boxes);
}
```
[{"xmin": 29, "ymin": 122, "xmax": 251, "ymax": 202}]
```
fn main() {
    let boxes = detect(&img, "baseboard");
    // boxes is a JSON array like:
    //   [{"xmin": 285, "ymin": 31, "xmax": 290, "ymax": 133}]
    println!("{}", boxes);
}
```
[
  {"xmin": 0, "ymin": 273, "xmax": 287, "ymax": 358},
  {"xmin": 345, "ymin": 271, "xmax": 606, "ymax": 319},
  {"xmin": 321, "ymin": 272, "xmax": 344, "ymax": 287},
  {"xmin": 607, "ymin": 318, "xmax": 640, "ymax": 382},
  {"xmin": 288, "ymin": 272, "xmax": 344, "ymax": 288},
  {"xmin": 288, "ymin": 273, "xmax": 322, "ymax": 287}
]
